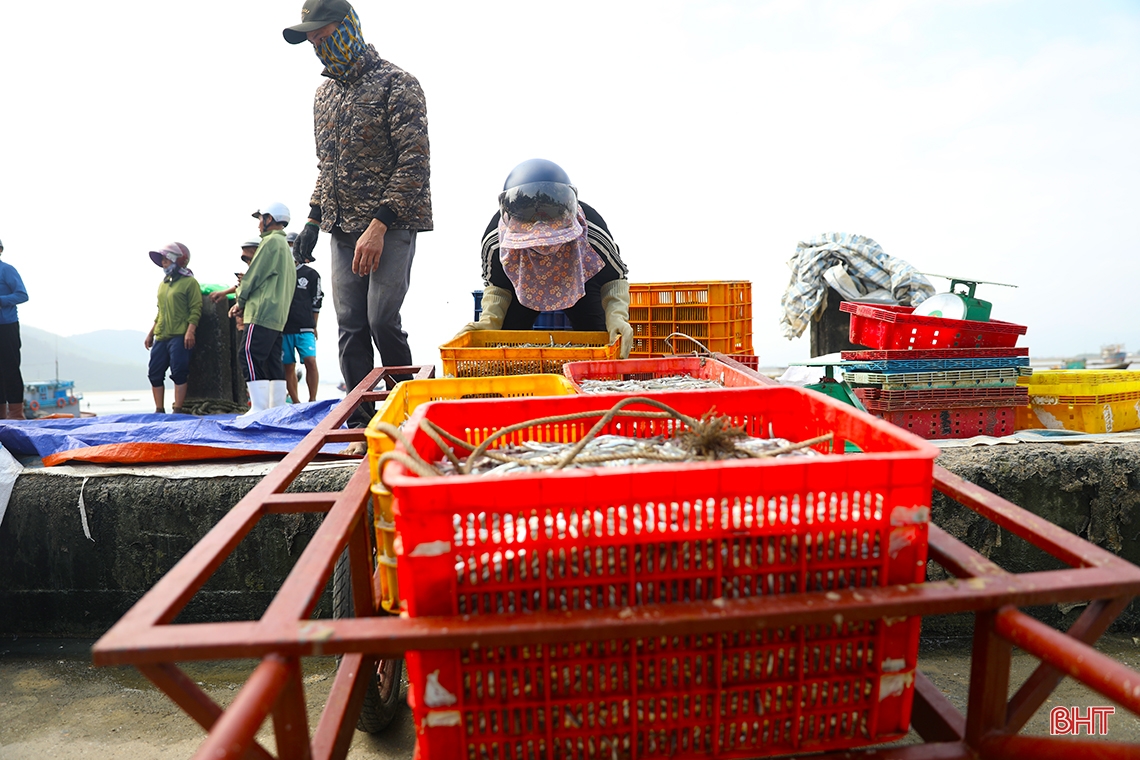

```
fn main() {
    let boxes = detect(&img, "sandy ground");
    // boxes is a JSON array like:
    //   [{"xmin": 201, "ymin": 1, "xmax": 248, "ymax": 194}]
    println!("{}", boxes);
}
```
[{"xmin": 2, "ymin": 636, "xmax": 1138, "ymax": 758}]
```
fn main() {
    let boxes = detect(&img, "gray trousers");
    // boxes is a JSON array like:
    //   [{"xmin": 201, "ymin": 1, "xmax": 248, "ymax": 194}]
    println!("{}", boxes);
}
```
[{"xmin": 330, "ymin": 227, "xmax": 417, "ymax": 424}]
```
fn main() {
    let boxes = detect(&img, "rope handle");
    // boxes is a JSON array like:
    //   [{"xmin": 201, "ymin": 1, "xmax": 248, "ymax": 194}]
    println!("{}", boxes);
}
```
[
  {"xmin": 664, "ymin": 332, "xmax": 713, "ymax": 357},
  {"xmin": 374, "ymin": 398, "xmax": 836, "ymax": 488}
]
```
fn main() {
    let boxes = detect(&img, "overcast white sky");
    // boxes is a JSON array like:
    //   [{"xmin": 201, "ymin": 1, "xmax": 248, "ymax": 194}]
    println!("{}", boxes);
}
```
[{"xmin": 1, "ymin": 0, "xmax": 1137, "ymax": 383}]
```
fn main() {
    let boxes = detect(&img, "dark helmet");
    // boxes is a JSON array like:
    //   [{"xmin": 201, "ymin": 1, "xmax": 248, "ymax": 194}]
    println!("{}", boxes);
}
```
[{"xmin": 499, "ymin": 158, "xmax": 578, "ymax": 225}]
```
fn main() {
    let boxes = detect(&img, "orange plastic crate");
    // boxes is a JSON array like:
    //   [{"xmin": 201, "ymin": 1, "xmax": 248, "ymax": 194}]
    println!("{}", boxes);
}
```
[
  {"xmin": 629, "ymin": 281, "xmax": 753, "ymax": 357},
  {"xmin": 439, "ymin": 330, "xmax": 620, "ymax": 377},
  {"xmin": 562, "ymin": 356, "xmax": 767, "ymax": 392},
  {"xmin": 384, "ymin": 388, "xmax": 938, "ymax": 760}
]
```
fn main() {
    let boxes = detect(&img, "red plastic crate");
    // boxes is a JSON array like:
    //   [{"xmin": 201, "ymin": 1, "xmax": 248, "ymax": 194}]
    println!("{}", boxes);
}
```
[
  {"xmin": 840, "ymin": 302, "xmax": 1027, "ymax": 350},
  {"xmin": 721, "ymin": 354, "xmax": 759, "ymax": 370},
  {"xmin": 874, "ymin": 407, "xmax": 1017, "ymax": 439},
  {"xmin": 855, "ymin": 387, "xmax": 1027, "ymax": 412},
  {"xmin": 562, "ymin": 356, "xmax": 767, "ymax": 392},
  {"xmin": 384, "ymin": 388, "xmax": 939, "ymax": 760},
  {"xmin": 841, "ymin": 347, "xmax": 1029, "ymax": 362}
]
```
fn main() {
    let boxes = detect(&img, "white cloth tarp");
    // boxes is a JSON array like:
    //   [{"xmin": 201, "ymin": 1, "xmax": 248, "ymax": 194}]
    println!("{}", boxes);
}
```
[
  {"xmin": 0, "ymin": 444, "xmax": 23, "ymax": 530},
  {"xmin": 780, "ymin": 232, "xmax": 935, "ymax": 339},
  {"xmin": 932, "ymin": 430, "xmax": 1140, "ymax": 448}
]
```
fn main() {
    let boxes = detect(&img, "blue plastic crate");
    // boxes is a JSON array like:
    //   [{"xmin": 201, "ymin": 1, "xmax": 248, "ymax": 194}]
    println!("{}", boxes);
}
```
[
  {"xmin": 843, "ymin": 356, "xmax": 1032, "ymax": 373},
  {"xmin": 472, "ymin": 289, "xmax": 571, "ymax": 330}
]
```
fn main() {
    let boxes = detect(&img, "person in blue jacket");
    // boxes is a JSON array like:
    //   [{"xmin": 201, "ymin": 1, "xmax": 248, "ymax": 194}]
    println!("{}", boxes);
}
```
[{"xmin": 0, "ymin": 238, "xmax": 29, "ymax": 420}]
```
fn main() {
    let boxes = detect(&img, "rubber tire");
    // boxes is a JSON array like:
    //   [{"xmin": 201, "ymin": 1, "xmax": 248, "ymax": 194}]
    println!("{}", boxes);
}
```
[{"xmin": 332, "ymin": 548, "xmax": 405, "ymax": 734}]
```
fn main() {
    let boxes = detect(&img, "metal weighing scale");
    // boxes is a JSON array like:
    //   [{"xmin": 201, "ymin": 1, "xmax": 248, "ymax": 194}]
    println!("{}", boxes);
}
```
[
  {"xmin": 788, "ymin": 359, "xmax": 868, "ymax": 453},
  {"xmin": 914, "ymin": 274, "xmax": 1017, "ymax": 323},
  {"xmin": 797, "ymin": 362, "xmax": 867, "ymax": 412}
]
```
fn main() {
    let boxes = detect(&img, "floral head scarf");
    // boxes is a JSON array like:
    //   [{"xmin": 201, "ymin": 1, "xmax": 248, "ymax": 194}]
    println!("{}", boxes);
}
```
[{"xmin": 499, "ymin": 206, "xmax": 604, "ymax": 311}]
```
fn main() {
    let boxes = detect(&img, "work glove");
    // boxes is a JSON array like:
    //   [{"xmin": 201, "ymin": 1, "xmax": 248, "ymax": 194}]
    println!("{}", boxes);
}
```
[
  {"xmin": 456, "ymin": 285, "xmax": 512, "ymax": 337},
  {"xmin": 600, "ymin": 279, "xmax": 633, "ymax": 359},
  {"xmin": 294, "ymin": 221, "xmax": 320, "ymax": 263}
]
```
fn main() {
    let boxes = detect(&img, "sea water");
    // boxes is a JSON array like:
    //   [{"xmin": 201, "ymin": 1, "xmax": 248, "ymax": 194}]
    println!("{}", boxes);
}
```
[{"xmin": 78, "ymin": 383, "xmax": 348, "ymax": 416}]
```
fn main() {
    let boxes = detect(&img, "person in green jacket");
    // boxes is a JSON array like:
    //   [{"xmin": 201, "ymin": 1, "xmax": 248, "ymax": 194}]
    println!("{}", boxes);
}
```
[
  {"xmin": 229, "ymin": 203, "xmax": 298, "ymax": 414},
  {"xmin": 145, "ymin": 242, "xmax": 201, "ymax": 414}
]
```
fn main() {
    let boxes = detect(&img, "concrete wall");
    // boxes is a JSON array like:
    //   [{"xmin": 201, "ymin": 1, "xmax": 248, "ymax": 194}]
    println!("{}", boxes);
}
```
[
  {"xmin": 927, "ymin": 442, "xmax": 1140, "ymax": 637},
  {"xmin": 0, "ymin": 464, "xmax": 354, "ymax": 637},
  {"xmin": 2, "ymin": 443, "xmax": 1139, "ymax": 639}
]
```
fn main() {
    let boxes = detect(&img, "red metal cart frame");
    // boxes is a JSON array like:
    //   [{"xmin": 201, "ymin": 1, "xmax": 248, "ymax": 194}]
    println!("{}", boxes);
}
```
[{"xmin": 93, "ymin": 367, "xmax": 1140, "ymax": 760}]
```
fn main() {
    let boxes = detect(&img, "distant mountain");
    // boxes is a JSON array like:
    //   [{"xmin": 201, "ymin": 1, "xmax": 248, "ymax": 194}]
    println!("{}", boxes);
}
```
[
  {"xmin": 68, "ymin": 329, "xmax": 153, "ymax": 367},
  {"xmin": 20, "ymin": 326, "xmax": 150, "ymax": 392}
]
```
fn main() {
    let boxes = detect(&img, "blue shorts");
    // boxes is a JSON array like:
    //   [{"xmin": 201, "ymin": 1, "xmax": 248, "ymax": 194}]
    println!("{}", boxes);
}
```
[
  {"xmin": 282, "ymin": 332, "xmax": 317, "ymax": 363},
  {"xmin": 148, "ymin": 336, "xmax": 193, "ymax": 386}
]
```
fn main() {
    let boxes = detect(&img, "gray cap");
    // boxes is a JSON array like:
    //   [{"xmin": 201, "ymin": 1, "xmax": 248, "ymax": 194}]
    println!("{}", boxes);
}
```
[
  {"xmin": 283, "ymin": 0, "xmax": 353, "ymax": 44},
  {"xmin": 241, "ymin": 240, "xmax": 260, "ymax": 249}
]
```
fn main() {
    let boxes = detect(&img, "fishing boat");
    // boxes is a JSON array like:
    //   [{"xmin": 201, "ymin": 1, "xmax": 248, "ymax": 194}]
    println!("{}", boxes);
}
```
[
  {"xmin": 23, "ymin": 379, "xmax": 84, "ymax": 418},
  {"xmin": 1093, "ymin": 343, "xmax": 1130, "ymax": 369},
  {"xmin": 1046, "ymin": 345, "xmax": 1131, "ymax": 371}
]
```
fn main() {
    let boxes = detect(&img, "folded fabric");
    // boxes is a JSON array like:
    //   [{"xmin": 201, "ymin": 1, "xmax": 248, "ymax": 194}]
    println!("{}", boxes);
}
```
[{"xmin": 780, "ymin": 232, "xmax": 934, "ymax": 339}]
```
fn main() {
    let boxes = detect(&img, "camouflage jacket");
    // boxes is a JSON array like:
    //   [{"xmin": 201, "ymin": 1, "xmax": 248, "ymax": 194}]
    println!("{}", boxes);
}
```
[{"xmin": 310, "ymin": 45, "xmax": 433, "ymax": 233}]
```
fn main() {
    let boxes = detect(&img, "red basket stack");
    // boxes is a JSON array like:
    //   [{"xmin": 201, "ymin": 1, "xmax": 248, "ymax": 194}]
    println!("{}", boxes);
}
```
[
  {"xmin": 562, "ymin": 356, "xmax": 775, "ymax": 391},
  {"xmin": 384, "ymin": 388, "xmax": 939, "ymax": 760},
  {"xmin": 838, "ymin": 303, "xmax": 1029, "ymax": 439}
]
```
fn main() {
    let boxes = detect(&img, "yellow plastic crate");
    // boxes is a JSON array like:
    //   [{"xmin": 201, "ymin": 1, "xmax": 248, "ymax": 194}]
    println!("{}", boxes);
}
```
[
  {"xmin": 1016, "ymin": 399, "xmax": 1140, "ymax": 434},
  {"xmin": 438, "ymin": 330, "xmax": 619, "ymax": 377},
  {"xmin": 1018, "ymin": 369, "xmax": 1140, "ymax": 404},
  {"xmin": 628, "ymin": 280, "xmax": 753, "ymax": 356},
  {"xmin": 364, "ymin": 374, "xmax": 579, "ymax": 611}
]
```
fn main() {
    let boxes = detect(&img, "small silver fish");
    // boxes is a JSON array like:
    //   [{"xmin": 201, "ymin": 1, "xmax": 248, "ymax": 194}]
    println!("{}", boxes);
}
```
[
  {"xmin": 578, "ymin": 375, "xmax": 724, "ymax": 394},
  {"xmin": 435, "ymin": 431, "xmax": 817, "ymax": 477}
]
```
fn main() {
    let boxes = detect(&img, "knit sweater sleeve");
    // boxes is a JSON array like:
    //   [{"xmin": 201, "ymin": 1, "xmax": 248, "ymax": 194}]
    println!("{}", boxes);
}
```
[{"xmin": 186, "ymin": 278, "xmax": 202, "ymax": 326}]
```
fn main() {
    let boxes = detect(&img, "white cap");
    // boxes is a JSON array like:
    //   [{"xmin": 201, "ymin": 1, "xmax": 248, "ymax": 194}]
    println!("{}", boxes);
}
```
[{"xmin": 252, "ymin": 202, "xmax": 291, "ymax": 225}]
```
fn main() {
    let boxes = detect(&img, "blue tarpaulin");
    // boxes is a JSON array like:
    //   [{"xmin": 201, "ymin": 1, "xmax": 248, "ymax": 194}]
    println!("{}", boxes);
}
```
[{"xmin": 0, "ymin": 401, "xmax": 347, "ymax": 465}]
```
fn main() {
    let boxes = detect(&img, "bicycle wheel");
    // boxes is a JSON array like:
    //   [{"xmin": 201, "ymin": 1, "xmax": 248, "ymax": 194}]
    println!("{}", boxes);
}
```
[{"xmin": 332, "ymin": 548, "xmax": 404, "ymax": 733}]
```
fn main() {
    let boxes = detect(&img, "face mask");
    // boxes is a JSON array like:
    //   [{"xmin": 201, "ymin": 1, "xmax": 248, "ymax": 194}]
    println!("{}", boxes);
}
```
[
  {"xmin": 163, "ymin": 263, "xmax": 177, "ymax": 276},
  {"xmin": 315, "ymin": 8, "xmax": 365, "ymax": 79}
]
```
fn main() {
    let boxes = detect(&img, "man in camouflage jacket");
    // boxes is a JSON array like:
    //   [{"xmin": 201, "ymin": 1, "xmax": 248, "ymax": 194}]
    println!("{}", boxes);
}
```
[{"xmin": 285, "ymin": 0, "xmax": 432, "ymax": 428}]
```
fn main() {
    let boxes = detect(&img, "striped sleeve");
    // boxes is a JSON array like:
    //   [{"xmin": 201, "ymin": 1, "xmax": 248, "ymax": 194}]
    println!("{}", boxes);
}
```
[
  {"xmin": 480, "ymin": 226, "xmax": 499, "ymax": 287},
  {"xmin": 585, "ymin": 223, "xmax": 627, "ymax": 279}
]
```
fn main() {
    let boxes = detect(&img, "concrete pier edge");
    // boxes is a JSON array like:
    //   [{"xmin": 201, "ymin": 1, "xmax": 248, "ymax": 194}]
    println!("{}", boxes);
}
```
[{"xmin": 2, "ymin": 442, "xmax": 1139, "ymax": 639}]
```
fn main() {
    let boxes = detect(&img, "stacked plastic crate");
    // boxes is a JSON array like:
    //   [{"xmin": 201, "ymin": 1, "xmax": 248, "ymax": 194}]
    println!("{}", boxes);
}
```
[
  {"xmin": 562, "ymin": 355, "xmax": 771, "ymax": 391},
  {"xmin": 471, "ymin": 282, "xmax": 760, "ymax": 366},
  {"xmin": 381, "ymin": 386, "xmax": 940, "ymax": 759},
  {"xmin": 629, "ymin": 281, "xmax": 756, "ymax": 364},
  {"xmin": 838, "ymin": 303, "xmax": 1030, "ymax": 439},
  {"xmin": 1017, "ymin": 369, "xmax": 1140, "ymax": 433}
]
